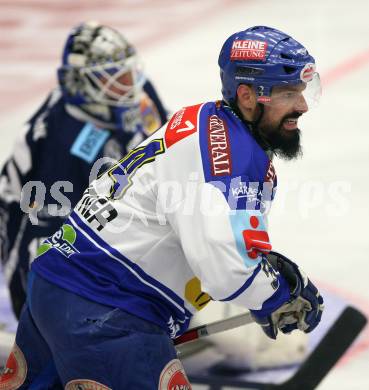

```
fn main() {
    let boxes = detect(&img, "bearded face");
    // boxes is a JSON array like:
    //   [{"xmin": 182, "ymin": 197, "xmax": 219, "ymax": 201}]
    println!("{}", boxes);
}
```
[
  {"xmin": 256, "ymin": 110, "xmax": 303, "ymax": 160},
  {"xmin": 254, "ymin": 84, "xmax": 309, "ymax": 160}
]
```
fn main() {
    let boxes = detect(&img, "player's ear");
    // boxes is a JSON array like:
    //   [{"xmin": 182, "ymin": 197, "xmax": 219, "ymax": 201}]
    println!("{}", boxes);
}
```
[
  {"xmin": 236, "ymin": 84, "xmax": 257, "ymax": 110},
  {"xmin": 236, "ymin": 84, "xmax": 259, "ymax": 121}
]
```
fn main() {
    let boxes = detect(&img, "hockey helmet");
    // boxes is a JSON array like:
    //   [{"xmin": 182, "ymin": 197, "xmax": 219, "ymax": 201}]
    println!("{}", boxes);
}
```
[
  {"xmin": 218, "ymin": 26, "xmax": 321, "ymax": 107},
  {"xmin": 58, "ymin": 21, "xmax": 145, "ymax": 108}
]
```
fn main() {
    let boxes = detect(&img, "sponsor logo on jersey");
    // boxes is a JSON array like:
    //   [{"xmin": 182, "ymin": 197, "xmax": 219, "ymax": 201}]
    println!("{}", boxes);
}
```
[
  {"xmin": 229, "ymin": 211, "xmax": 271, "ymax": 267},
  {"xmin": 165, "ymin": 104, "xmax": 202, "ymax": 148},
  {"xmin": 231, "ymin": 181, "xmax": 260, "ymax": 201},
  {"xmin": 242, "ymin": 215, "xmax": 271, "ymax": 259},
  {"xmin": 208, "ymin": 114, "xmax": 232, "ymax": 176},
  {"xmin": 231, "ymin": 40, "xmax": 268, "ymax": 61},
  {"xmin": 159, "ymin": 359, "xmax": 192, "ymax": 390},
  {"xmin": 65, "ymin": 379, "xmax": 111, "ymax": 390},
  {"xmin": 300, "ymin": 63, "xmax": 316, "ymax": 82},
  {"xmin": 229, "ymin": 178, "xmax": 274, "ymax": 214},
  {"xmin": 0, "ymin": 343, "xmax": 27, "ymax": 389},
  {"xmin": 36, "ymin": 224, "xmax": 79, "ymax": 259},
  {"xmin": 71, "ymin": 123, "xmax": 110, "ymax": 163},
  {"xmin": 185, "ymin": 277, "xmax": 211, "ymax": 311}
]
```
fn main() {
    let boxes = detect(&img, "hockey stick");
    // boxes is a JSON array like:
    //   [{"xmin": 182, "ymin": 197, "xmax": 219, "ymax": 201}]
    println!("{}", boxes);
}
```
[
  {"xmin": 174, "ymin": 311, "xmax": 253, "ymax": 346},
  {"xmin": 274, "ymin": 305, "xmax": 367, "ymax": 390},
  {"xmin": 186, "ymin": 305, "xmax": 367, "ymax": 390}
]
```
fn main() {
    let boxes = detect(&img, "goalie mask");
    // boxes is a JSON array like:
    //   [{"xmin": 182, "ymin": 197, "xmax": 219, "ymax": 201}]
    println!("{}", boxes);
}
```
[
  {"xmin": 218, "ymin": 26, "xmax": 321, "ymax": 109},
  {"xmin": 58, "ymin": 21, "xmax": 146, "ymax": 132}
]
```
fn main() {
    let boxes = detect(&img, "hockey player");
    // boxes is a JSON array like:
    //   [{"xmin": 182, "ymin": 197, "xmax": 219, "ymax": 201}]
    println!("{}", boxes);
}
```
[
  {"xmin": 0, "ymin": 26, "xmax": 324, "ymax": 389},
  {"xmin": 0, "ymin": 21, "xmax": 167, "ymax": 319}
]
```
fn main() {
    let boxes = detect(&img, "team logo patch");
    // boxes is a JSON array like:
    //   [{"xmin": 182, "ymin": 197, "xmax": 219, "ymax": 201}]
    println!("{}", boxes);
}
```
[
  {"xmin": 65, "ymin": 379, "xmax": 111, "ymax": 390},
  {"xmin": 231, "ymin": 40, "xmax": 267, "ymax": 61},
  {"xmin": 300, "ymin": 63, "xmax": 315, "ymax": 82},
  {"xmin": 208, "ymin": 114, "xmax": 232, "ymax": 176},
  {"xmin": 105, "ymin": 138, "xmax": 165, "ymax": 200},
  {"xmin": 158, "ymin": 359, "xmax": 191, "ymax": 390},
  {"xmin": 0, "ymin": 343, "xmax": 27, "ymax": 389}
]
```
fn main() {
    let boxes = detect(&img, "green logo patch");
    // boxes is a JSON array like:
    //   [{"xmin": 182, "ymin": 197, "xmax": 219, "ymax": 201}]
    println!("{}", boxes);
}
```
[{"xmin": 36, "ymin": 224, "xmax": 79, "ymax": 259}]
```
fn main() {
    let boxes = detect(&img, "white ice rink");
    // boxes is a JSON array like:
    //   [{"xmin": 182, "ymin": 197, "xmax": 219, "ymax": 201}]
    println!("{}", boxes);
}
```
[{"xmin": 0, "ymin": 0, "xmax": 368, "ymax": 388}]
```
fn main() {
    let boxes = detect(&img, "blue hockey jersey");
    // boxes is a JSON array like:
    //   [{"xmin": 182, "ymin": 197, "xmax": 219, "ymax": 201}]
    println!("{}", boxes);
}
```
[
  {"xmin": 31, "ymin": 101, "xmax": 290, "ymax": 338},
  {"xmin": 0, "ymin": 80, "xmax": 166, "ymax": 315}
]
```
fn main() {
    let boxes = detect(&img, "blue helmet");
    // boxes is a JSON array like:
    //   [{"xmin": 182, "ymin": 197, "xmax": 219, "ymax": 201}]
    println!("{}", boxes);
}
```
[{"xmin": 218, "ymin": 26, "xmax": 318, "ymax": 105}]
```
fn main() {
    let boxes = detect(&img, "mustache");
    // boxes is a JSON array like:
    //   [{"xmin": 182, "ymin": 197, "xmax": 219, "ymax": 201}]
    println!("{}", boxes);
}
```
[{"xmin": 281, "ymin": 112, "xmax": 303, "ymax": 122}]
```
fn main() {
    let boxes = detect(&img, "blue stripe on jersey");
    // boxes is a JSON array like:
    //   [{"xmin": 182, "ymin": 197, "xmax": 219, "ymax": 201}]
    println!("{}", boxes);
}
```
[
  {"xmin": 32, "ymin": 251, "xmax": 190, "ymax": 336},
  {"xmin": 251, "ymin": 274, "xmax": 291, "ymax": 316},
  {"xmin": 219, "ymin": 262, "xmax": 290, "ymax": 314},
  {"xmin": 219, "ymin": 263, "xmax": 261, "ymax": 301},
  {"xmin": 32, "ymin": 212, "xmax": 193, "ymax": 335},
  {"xmin": 69, "ymin": 211, "xmax": 192, "ymax": 318}
]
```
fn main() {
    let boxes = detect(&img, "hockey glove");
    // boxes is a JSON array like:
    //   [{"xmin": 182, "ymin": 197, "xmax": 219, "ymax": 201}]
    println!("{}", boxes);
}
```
[{"xmin": 251, "ymin": 251, "xmax": 324, "ymax": 339}]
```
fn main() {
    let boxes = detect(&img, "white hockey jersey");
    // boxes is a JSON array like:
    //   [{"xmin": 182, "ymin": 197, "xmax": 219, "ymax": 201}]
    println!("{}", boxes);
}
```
[{"xmin": 32, "ymin": 101, "xmax": 290, "ymax": 338}]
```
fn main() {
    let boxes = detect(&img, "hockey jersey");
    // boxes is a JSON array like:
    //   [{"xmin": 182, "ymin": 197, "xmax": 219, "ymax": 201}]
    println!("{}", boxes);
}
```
[
  {"xmin": 0, "ymin": 80, "xmax": 166, "ymax": 316},
  {"xmin": 31, "ymin": 101, "xmax": 290, "ymax": 338}
]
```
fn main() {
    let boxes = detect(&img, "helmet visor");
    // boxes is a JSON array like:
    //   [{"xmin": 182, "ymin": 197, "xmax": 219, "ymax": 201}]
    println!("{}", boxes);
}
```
[{"xmin": 257, "ymin": 72, "xmax": 322, "ymax": 110}]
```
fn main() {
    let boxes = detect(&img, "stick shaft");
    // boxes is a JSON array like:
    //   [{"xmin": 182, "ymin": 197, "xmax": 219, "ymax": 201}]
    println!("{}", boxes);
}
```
[{"xmin": 174, "ymin": 311, "xmax": 253, "ymax": 346}]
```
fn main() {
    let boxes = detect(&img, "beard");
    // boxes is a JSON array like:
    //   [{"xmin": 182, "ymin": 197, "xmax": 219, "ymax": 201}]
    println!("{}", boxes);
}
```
[{"xmin": 255, "ymin": 112, "xmax": 303, "ymax": 160}]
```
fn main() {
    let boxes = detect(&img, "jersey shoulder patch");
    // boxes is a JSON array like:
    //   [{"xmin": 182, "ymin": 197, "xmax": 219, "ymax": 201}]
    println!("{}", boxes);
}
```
[{"xmin": 164, "ymin": 103, "xmax": 203, "ymax": 148}]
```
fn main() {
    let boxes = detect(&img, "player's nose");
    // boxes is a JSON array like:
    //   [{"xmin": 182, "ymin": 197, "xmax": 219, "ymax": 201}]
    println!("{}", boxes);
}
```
[{"xmin": 295, "ymin": 94, "xmax": 308, "ymax": 113}]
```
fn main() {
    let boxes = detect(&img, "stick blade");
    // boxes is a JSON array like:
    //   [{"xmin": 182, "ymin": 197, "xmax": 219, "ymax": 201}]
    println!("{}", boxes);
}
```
[{"xmin": 276, "ymin": 305, "xmax": 367, "ymax": 390}]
